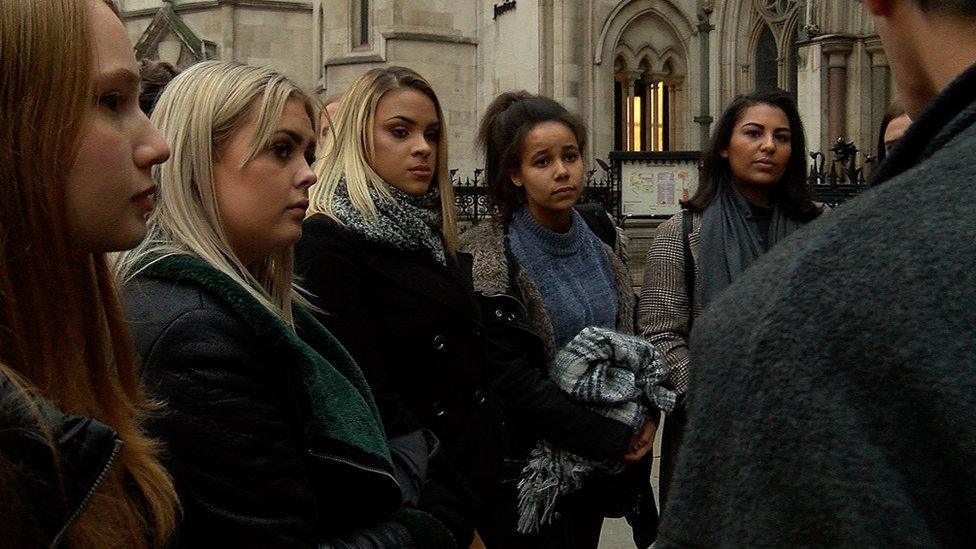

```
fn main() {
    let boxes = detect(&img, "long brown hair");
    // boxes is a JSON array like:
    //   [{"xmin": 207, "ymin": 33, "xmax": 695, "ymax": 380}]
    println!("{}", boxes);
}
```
[
  {"xmin": 0, "ymin": 0, "xmax": 178, "ymax": 546},
  {"xmin": 684, "ymin": 89, "xmax": 821, "ymax": 222}
]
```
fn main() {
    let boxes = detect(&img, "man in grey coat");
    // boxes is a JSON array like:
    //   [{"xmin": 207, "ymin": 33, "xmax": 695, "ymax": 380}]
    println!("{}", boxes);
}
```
[{"xmin": 657, "ymin": 1, "xmax": 976, "ymax": 546}]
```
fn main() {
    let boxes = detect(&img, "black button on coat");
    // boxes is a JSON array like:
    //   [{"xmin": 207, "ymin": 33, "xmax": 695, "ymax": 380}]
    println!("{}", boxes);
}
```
[{"xmin": 296, "ymin": 214, "xmax": 501, "ymax": 546}]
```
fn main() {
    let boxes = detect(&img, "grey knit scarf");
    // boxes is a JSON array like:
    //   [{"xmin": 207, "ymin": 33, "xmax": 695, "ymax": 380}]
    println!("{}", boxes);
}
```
[
  {"xmin": 699, "ymin": 177, "xmax": 803, "ymax": 308},
  {"xmin": 516, "ymin": 327, "xmax": 675, "ymax": 534},
  {"xmin": 330, "ymin": 182, "xmax": 446, "ymax": 265}
]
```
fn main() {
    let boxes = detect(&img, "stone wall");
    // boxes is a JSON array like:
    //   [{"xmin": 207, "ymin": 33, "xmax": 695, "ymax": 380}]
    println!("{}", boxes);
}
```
[{"xmin": 120, "ymin": 0, "xmax": 884, "ymax": 171}]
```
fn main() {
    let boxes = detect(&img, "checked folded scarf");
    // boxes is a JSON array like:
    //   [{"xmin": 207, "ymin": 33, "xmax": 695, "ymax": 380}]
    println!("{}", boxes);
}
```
[{"xmin": 516, "ymin": 326, "xmax": 676, "ymax": 534}]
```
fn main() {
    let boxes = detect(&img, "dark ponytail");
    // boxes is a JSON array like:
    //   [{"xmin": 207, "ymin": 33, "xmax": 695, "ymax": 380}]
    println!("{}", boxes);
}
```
[{"xmin": 478, "ymin": 91, "xmax": 587, "ymax": 223}]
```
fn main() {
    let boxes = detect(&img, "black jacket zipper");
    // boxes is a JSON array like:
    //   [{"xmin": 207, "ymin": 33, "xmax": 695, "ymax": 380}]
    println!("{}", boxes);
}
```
[{"xmin": 51, "ymin": 437, "xmax": 124, "ymax": 547}]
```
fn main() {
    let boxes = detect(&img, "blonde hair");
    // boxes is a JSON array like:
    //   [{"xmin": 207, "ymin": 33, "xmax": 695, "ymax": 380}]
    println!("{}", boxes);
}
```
[
  {"xmin": 0, "ymin": 0, "xmax": 178, "ymax": 547},
  {"xmin": 309, "ymin": 66, "xmax": 458, "ymax": 254},
  {"xmin": 114, "ymin": 61, "xmax": 316, "ymax": 325}
]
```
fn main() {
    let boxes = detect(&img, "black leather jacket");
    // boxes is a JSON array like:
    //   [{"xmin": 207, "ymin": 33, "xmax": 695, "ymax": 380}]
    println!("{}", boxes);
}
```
[{"xmin": 0, "ymin": 374, "xmax": 122, "ymax": 547}]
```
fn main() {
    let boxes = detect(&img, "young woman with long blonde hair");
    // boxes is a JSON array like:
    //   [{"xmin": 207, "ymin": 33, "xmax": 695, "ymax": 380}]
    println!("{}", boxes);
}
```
[
  {"xmin": 295, "ymin": 66, "xmax": 486, "ymax": 548},
  {"xmin": 0, "ymin": 0, "xmax": 178, "ymax": 546},
  {"xmin": 114, "ymin": 60, "xmax": 454, "ymax": 547}
]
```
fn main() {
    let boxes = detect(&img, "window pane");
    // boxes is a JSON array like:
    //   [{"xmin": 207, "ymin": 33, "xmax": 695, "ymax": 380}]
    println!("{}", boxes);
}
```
[
  {"xmin": 359, "ymin": 0, "xmax": 369, "ymax": 46},
  {"xmin": 756, "ymin": 25, "xmax": 778, "ymax": 91}
]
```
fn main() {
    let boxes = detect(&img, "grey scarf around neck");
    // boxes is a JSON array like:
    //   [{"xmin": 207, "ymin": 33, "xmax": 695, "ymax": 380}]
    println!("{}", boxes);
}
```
[
  {"xmin": 698, "ymin": 177, "xmax": 802, "ymax": 308},
  {"xmin": 330, "ymin": 181, "xmax": 446, "ymax": 265}
]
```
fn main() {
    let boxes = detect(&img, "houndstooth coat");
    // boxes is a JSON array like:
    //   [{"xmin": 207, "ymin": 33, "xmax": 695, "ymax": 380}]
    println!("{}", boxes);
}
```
[{"xmin": 637, "ymin": 211, "xmax": 701, "ymax": 401}]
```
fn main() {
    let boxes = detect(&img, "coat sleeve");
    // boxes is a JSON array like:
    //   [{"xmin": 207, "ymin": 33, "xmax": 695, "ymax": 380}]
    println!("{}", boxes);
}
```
[
  {"xmin": 637, "ymin": 213, "xmax": 693, "ymax": 400},
  {"xmin": 478, "ymin": 295, "xmax": 633, "ymax": 462},
  {"xmin": 142, "ymin": 307, "xmax": 321, "ymax": 548}
]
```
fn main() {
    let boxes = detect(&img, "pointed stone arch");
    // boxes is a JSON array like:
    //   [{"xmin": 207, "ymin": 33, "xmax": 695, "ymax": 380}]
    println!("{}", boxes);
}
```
[
  {"xmin": 716, "ymin": 0, "xmax": 800, "ymax": 102},
  {"xmin": 593, "ymin": 0, "xmax": 694, "ymax": 153},
  {"xmin": 134, "ymin": 4, "xmax": 216, "ymax": 67}
]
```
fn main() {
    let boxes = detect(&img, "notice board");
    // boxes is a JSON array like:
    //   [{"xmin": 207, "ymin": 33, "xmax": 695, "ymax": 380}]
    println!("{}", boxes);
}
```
[{"xmin": 611, "ymin": 151, "xmax": 702, "ymax": 218}]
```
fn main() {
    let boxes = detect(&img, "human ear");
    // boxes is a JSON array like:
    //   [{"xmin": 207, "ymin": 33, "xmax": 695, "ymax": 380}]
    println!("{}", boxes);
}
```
[
  {"xmin": 863, "ymin": 0, "xmax": 893, "ymax": 16},
  {"xmin": 719, "ymin": 148, "xmax": 729, "ymax": 159},
  {"xmin": 509, "ymin": 170, "xmax": 523, "ymax": 187}
]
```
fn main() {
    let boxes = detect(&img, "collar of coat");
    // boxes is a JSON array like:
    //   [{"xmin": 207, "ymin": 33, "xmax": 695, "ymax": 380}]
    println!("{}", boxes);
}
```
[
  {"xmin": 460, "ymin": 219, "xmax": 635, "ymax": 363},
  {"xmin": 136, "ymin": 253, "xmax": 397, "ymax": 482}
]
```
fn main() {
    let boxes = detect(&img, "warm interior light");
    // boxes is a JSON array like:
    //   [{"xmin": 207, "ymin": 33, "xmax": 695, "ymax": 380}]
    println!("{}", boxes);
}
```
[
  {"xmin": 632, "ymin": 96, "xmax": 641, "ymax": 151},
  {"xmin": 657, "ymin": 83, "xmax": 665, "ymax": 151}
]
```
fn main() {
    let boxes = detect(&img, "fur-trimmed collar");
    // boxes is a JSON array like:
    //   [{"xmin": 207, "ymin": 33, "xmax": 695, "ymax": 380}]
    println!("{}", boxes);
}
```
[{"xmin": 460, "ymin": 220, "xmax": 636, "ymax": 363}]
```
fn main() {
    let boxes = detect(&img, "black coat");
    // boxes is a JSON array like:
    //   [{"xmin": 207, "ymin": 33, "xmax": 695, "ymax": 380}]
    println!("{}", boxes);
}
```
[
  {"xmin": 124, "ymin": 254, "xmax": 453, "ymax": 548},
  {"xmin": 0, "ymin": 374, "xmax": 121, "ymax": 547},
  {"xmin": 295, "ymin": 216, "xmax": 503, "ymax": 503}
]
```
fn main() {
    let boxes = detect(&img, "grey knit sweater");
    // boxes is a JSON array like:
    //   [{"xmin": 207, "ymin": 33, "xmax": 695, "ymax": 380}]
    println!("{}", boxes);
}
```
[
  {"xmin": 508, "ymin": 207, "xmax": 618, "ymax": 349},
  {"xmin": 658, "ymin": 61, "xmax": 976, "ymax": 547}
]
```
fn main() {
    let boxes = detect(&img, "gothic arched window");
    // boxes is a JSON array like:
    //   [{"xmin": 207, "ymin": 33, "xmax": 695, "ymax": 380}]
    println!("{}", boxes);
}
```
[
  {"xmin": 354, "ymin": 0, "xmax": 370, "ymax": 47},
  {"xmin": 614, "ymin": 72, "xmax": 671, "ymax": 152},
  {"xmin": 756, "ymin": 25, "xmax": 778, "ymax": 91}
]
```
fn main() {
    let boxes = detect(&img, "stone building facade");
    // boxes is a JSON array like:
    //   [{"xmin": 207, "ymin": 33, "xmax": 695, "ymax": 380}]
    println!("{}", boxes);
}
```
[{"xmin": 119, "ymin": 0, "xmax": 892, "ymax": 173}]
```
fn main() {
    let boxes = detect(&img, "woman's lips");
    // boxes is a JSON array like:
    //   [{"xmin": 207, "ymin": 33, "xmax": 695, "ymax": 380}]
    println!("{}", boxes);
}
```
[
  {"xmin": 287, "ymin": 199, "xmax": 309, "ymax": 218},
  {"xmin": 130, "ymin": 185, "xmax": 157, "ymax": 213},
  {"xmin": 552, "ymin": 185, "xmax": 576, "ymax": 196},
  {"xmin": 409, "ymin": 167, "xmax": 432, "ymax": 178}
]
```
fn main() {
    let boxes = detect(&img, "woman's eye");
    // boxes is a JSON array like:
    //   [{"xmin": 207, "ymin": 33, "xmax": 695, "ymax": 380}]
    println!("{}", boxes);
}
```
[
  {"xmin": 564, "ymin": 153, "xmax": 579, "ymax": 163},
  {"xmin": 271, "ymin": 143, "xmax": 293, "ymax": 159},
  {"xmin": 391, "ymin": 128, "xmax": 409, "ymax": 138},
  {"xmin": 304, "ymin": 150, "xmax": 316, "ymax": 165},
  {"xmin": 746, "ymin": 130, "xmax": 761, "ymax": 138},
  {"xmin": 534, "ymin": 158, "xmax": 550, "ymax": 168},
  {"xmin": 98, "ymin": 93, "xmax": 123, "ymax": 112},
  {"xmin": 776, "ymin": 135, "xmax": 790, "ymax": 143},
  {"xmin": 425, "ymin": 131, "xmax": 440, "ymax": 142}
]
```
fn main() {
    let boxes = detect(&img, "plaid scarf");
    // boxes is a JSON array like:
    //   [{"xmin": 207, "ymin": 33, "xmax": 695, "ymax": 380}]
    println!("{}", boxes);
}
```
[
  {"xmin": 517, "ymin": 326, "xmax": 675, "ymax": 534},
  {"xmin": 330, "ymin": 181, "xmax": 446, "ymax": 265}
]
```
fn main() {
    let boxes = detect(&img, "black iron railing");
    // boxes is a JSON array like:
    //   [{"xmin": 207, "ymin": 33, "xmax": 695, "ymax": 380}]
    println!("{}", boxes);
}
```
[
  {"xmin": 451, "ymin": 159, "xmax": 619, "ymax": 223},
  {"xmin": 806, "ymin": 138, "xmax": 874, "ymax": 207},
  {"xmin": 453, "ymin": 142, "xmax": 873, "ymax": 223}
]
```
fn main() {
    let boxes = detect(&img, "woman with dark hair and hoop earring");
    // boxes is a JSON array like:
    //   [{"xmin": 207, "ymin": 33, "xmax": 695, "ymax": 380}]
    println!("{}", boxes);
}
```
[
  {"xmin": 638, "ymin": 88, "xmax": 826, "ymax": 509},
  {"xmin": 460, "ymin": 91, "xmax": 668, "ymax": 549}
]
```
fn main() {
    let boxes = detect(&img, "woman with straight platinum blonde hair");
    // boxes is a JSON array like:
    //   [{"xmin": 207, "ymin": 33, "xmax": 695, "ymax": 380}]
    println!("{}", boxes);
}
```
[
  {"xmin": 116, "ymin": 60, "xmax": 313, "ymax": 323},
  {"xmin": 116, "ymin": 61, "xmax": 454, "ymax": 547},
  {"xmin": 1, "ymin": 0, "xmax": 178, "ymax": 546},
  {"xmin": 296, "ymin": 66, "xmax": 494, "ymax": 549}
]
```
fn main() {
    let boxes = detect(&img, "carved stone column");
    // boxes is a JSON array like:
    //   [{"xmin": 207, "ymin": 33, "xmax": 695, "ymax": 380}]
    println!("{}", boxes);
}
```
[
  {"xmin": 865, "ymin": 36, "xmax": 890, "ymax": 147},
  {"xmin": 616, "ymin": 70, "xmax": 643, "ymax": 151},
  {"xmin": 694, "ymin": 6, "xmax": 714, "ymax": 149},
  {"xmin": 822, "ymin": 36, "xmax": 853, "ymax": 143}
]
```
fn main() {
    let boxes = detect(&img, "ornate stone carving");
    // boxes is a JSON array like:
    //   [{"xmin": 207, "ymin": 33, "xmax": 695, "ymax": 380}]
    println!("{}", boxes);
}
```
[{"xmin": 755, "ymin": 0, "xmax": 797, "ymax": 23}]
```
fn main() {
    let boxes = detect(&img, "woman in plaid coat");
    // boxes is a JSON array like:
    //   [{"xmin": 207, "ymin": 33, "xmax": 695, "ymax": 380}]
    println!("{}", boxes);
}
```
[{"xmin": 638, "ymin": 89, "xmax": 826, "ymax": 507}]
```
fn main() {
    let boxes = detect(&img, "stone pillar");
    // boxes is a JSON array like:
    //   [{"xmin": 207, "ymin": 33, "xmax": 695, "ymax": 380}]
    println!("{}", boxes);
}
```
[
  {"xmin": 694, "ymin": 7, "xmax": 714, "ymax": 149},
  {"xmin": 865, "ymin": 36, "xmax": 890, "ymax": 148},
  {"xmin": 616, "ymin": 70, "xmax": 642, "ymax": 151},
  {"xmin": 220, "ymin": 2, "xmax": 235, "ymax": 62},
  {"xmin": 822, "ymin": 36, "xmax": 853, "ymax": 143}
]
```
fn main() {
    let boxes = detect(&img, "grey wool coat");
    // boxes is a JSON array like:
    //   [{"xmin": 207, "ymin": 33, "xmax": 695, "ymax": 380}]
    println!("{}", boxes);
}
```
[{"xmin": 657, "ymin": 60, "xmax": 976, "ymax": 547}]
